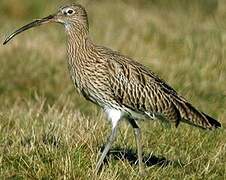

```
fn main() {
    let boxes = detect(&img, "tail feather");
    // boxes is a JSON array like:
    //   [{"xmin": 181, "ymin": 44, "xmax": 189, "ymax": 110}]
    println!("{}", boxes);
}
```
[
  {"xmin": 173, "ymin": 98, "xmax": 221, "ymax": 130},
  {"xmin": 201, "ymin": 112, "xmax": 221, "ymax": 128}
]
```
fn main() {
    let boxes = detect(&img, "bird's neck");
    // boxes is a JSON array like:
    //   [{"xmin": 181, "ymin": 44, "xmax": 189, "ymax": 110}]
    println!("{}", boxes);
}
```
[
  {"xmin": 66, "ymin": 25, "xmax": 88, "ymax": 47},
  {"xmin": 66, "ymin": 25, "xmax": 93, "ymax": 59},
  {"xmin": 65, "ymin": 26, "xmax": 99, "ymax": 91}
]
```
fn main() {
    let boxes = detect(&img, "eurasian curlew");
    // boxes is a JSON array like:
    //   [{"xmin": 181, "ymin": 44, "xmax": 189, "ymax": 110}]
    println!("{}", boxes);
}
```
[{"xmin": 3, "ymin": 4, "xmax": 221, "ymax": 174}]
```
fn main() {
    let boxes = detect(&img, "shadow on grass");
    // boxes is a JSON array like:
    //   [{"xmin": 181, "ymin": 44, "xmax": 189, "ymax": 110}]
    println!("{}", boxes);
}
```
[{"xmin": 102, "ymin": 147, "xmax": 183, "ymax": 168}]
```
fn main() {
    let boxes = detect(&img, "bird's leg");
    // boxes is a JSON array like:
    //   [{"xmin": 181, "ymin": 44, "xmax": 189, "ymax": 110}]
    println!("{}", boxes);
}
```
[
  {"xmin": 95, "ymin": 125, "xmax": 117, "ymax": 173},
  {"xmin": 128, "ymin": 118, "xmax": 145, "ymax": 175}
]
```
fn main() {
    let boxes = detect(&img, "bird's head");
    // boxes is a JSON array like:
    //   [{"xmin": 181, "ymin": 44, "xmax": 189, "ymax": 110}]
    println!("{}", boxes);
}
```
[
  {"xmin": 3, "ymin": 4, "xmax": 89, "ymax": 45},
  {"xmin": 56, "ymin": 4, "xmax": 89, "ymax": 30}
]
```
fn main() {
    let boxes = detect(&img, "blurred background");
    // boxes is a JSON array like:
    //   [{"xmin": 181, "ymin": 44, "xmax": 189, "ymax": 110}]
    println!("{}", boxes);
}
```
[
  {"xmin": 0, "ymin": 0, "xmax": 225, "ymax": 121},
  {"xmin": 0, "ymin": 0, "xmax": 226, "ymax": 179}
]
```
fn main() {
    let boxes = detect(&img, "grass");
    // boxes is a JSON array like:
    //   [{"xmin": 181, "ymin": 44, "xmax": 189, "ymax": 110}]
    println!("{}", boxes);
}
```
[{"xmin": 0, "ymin": 0, "xmax": 226, "ymax": 179}]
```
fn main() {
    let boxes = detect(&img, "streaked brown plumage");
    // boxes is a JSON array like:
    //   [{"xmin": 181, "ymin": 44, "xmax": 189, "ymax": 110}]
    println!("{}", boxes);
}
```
[{"xmin": 3, "ymin": 4, "xmax": 221, "ymax": 174}]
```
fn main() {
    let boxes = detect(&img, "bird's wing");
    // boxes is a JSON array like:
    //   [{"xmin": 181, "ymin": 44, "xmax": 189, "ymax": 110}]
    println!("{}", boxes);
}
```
[
  {"xmin": 107, "ymin": 53, "xmax": 182, "ymax": 122},
  {"xmin": 106, "ymin": 52, "xmax": 221, "ymax": 129}
]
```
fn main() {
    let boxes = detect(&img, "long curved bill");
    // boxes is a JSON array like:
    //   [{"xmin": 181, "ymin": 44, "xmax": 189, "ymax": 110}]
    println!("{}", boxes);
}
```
[{"xmin": 3, "ymin": 15, "xmax": 54, "ymax": 45}]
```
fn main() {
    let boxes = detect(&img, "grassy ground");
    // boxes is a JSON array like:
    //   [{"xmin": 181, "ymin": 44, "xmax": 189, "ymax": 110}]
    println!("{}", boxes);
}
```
[{"xmin": 0, "ymin": 0, "xmax": 226, "ymax": 179}]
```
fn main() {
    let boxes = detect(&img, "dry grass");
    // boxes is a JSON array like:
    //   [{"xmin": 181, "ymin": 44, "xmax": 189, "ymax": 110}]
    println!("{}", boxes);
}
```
[{"xmin": 0, "ymin": 0, "xmax": 226, "ymax": 179}]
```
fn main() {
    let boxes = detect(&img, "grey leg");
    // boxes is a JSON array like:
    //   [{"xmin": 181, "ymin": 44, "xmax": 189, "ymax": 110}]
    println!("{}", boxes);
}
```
[
  {"xmin": 95, "ymin": 126, "xmax": 117, "ymax": 172},
  {"xmin": 128, "ymin": 118, "xmax": 145, "ymax": 175}
]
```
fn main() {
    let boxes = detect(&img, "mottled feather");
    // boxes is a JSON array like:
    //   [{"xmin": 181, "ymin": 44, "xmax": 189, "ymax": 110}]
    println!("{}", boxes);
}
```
[{"xmin": 105, "ymin": 50, "xmax": 221, "ymax": 129}]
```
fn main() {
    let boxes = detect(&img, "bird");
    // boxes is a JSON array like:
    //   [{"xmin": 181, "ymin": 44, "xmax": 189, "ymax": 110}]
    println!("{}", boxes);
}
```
[{"xmin": 3, "ymin": 4, "xmax": 221, "ymax": 174}]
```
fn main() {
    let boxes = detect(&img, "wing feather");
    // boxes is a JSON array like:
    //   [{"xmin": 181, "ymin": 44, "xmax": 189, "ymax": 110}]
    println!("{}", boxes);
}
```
[{"xmin": 107, "ymin": 53, "xmax": 180, "ymax": 123}]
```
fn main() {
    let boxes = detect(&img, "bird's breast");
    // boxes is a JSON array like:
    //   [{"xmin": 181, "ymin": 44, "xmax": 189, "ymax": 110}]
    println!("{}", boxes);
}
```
[{"xmin": 67, "ymin": 59, "xmax": 117, "ymax": 108}]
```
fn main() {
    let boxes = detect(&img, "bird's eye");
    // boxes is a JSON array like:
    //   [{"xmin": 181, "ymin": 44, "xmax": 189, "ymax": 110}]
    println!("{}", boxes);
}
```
[{"xmin": 67, "ymin": 9, "xmax": 74, "ymax": 15}]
